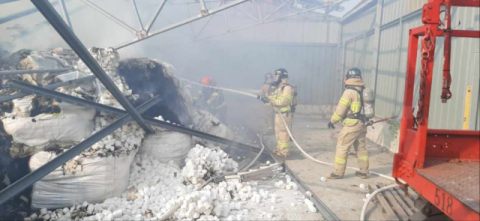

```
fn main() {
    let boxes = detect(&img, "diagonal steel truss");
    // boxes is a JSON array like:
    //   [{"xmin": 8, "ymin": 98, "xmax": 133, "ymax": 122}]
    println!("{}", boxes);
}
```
[{"xmin": 0, "ymin": 0, "xmax": 348, "ymax": 206}]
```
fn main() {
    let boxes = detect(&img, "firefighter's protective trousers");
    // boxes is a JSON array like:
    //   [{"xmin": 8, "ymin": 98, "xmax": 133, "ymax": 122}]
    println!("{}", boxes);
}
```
[
  {"xmin": 330, "ymin": 78, "xmax": 369, "ymax": 176},
  {"xmin": 275, "ymin": 112, "xmax": 292, "ymax": 156},
  {"xmin": 333, "ymin": 122, "xmax": 368, "ymax": 175},
  {"xmin": 269, "ymin": 84, "xmax": 294, "ymax": 156}
]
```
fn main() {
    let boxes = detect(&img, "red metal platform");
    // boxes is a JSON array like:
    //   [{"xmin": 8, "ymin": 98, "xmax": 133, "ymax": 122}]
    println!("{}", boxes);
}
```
[{"xmin": 417, "ymin": 160, "xmax": 480, "ymax": 214}]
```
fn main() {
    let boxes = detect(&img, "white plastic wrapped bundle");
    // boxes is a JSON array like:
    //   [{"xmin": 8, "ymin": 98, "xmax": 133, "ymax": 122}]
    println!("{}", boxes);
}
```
[
  {"xmin": 30, "ymin": 149, "xmax": 137, "ymax": 209},
  {"xmin": 139, "ymin": 130, "xmax": 192, "ymax": 164},
  {"xmin": 3, "ymin": 103, "xmax": 96, "ymax": 157}
]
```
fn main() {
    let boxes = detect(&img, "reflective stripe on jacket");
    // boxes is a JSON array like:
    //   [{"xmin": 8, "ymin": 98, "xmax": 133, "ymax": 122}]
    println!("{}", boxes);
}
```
[
  {"xmin": 331, "ymin": 78, "xmax": 365, "ymax": 126},
  {"xmin": 269, "ymin": 84, "xmax": 294, "ymax": 113}
]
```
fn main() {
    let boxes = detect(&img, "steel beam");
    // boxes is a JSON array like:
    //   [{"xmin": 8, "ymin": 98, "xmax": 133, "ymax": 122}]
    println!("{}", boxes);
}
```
[
  {"xmin": 7, "ymin": 80, "xmax": 265, "ymax": 156},
  {"xmin": 115, "ymin": 0, "xmax": 249, "ymax": 50},
  {"xmin": 32, "ymin": 0, "xmax": 153, "ymax": 133},
  {"xmin": 0, "ymin": 68, "xmax": 73, "ymax": 76},
  {"xmin": 371, "ymin": 0, "xmax": 384, "ymax": 99},
  {"xmin": 254, "ymin": 0, "xmax": 262, "ymax": 20},
  {"xmin": 58, "ymin": 0, "xmax": 73, "ymax": 29},
  {"xmin": 80, "ymin": 0, "xmax": 137, "ymax": 34},
  {"xmin": 263, "ymin": 0, "xmax": 291, "ymax": 21},
  {"xmin": 0, "ymin": 1, "xmax": 60, "ymax": 24},
  {"xmin": 145, "ymin": 0, "xmax": 167, "ymax": 33},
  {"xmin": 0, "ymin": 95, "xmax": 162, "ymax": 205},
  {"xmin": 233, "ymin": 7, "xmax": 259, "ymax": 22},
  {"xmin": 0, "ymin": 75, "xmax": 95, "ymax": 103},
  {"xmin": 198, "ymin": 5, "xmax": 323, "ymax": 41},
  {"xmin": 131, "ymin": 0, "xmax": 145, "ymax": 30},
  {"xmin": 199, "ymin": 0, "xmax": 208, "ymax": 13}
]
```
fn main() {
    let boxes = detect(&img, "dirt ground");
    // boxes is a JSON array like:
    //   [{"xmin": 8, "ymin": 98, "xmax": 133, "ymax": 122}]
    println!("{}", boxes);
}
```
[{"xmin": 227, "ymin": 97, "xmax": 397, "ymax": 220}]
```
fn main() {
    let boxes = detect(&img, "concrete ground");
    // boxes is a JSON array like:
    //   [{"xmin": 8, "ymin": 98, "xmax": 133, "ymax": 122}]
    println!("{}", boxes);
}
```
[
  {"xmin": 262, "ymin": 113, "xmax": 396, "ymax": 220},
  {"xmin": 226, "ymin": 97, "xmax": 397, "ymax": 220}
]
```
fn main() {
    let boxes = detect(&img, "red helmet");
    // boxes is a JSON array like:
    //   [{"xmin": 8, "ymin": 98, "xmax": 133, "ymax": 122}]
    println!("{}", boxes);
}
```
[{"xmin": 201, "ymin": 76, "xmax": 212, "ymax": 85}]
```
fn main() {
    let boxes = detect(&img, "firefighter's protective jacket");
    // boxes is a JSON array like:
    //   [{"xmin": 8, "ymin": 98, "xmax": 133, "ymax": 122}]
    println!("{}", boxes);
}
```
[
  {"xmin": 194, "ymin": 87, "xmax": 226, "ymax": 111},
  {"xmin": 331, "ymin": 78, "xmax": 365, "ymax": 126},
  {"xmin": 261, "ymin": 83, "xmax": 272, "ymax": 97},
  {"xmin": 269, "ymin": 84, "xmax": 294, "ymax": 113}
]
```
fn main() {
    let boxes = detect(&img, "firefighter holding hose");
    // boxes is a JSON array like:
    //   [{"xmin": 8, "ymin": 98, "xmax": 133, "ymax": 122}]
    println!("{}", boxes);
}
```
[
  {"xmin": 327, "ymin": 68, "xmax": 373, "ymax": 179},
  {"xmin": 194, "ymin": 76, "xmax": 228, "ymax": 123},
  {"xmin": 260, "ymin": 73, "xmax": 275, "ymax": 134},
  {"xmin": 259, "ymin": 68, "xmax": 295, "ymax": 157}
]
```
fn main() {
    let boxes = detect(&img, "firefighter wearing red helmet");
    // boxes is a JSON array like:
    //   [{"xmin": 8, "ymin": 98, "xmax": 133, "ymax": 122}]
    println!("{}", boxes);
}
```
[{"xmin": 195, "ymin": 76, "xmax": 227, "ymax": 122}]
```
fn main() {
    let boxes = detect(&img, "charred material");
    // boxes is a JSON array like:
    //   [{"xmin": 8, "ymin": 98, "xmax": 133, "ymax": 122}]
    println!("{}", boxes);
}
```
[{"xmin": 117, "ymin": 58, "xmax": 191, "ymax": 125}]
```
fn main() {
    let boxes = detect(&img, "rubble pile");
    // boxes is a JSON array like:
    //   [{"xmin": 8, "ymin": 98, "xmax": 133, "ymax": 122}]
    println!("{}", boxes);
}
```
[{"xmin": 27, "ymin": 145, "xmax": 316, "ymax": 221}]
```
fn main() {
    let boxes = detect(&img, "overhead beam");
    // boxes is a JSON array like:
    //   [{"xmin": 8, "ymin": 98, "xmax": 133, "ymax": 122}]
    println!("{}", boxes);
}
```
[
  {"xmin": 115, "ymin": 0, "xmax": 249, "ymax": 50},
  {"xmin": 0, "ymin": 94, "xmax": 162, "ymax": 205},
  {"xmin": 58, "ymin": 0, "xmax": 73, "ymax": 29},
  {"xmin": 198, "ymin": 5, "xmax": 324, "ymax": 41},
  {"xmin": 32, "ymin": 0, "xmax": 153, "ymax": 133},
  {"xmin": 0, "ymin": 75, "xmax": 95, "ymax": 103},
  {"xmin": 0, "ymin": 68, "xmax": 73, "ymax": 76},
  {"xmin": 80, "ymin": 0, "xmax": 137, "ymax": 34},
  {"xmin": 6, "ymin": 80, "xmax": 266, "ymax": 156},
  {"xmin": 131, "ymin": 0, "xmax": 145, "ymax": 31},
  {"xmin": 0, "ymin": 1, "xmax": 60, "ymax": 24},
  {"xmin": 145, "ymin": 0, "xmax": 167, "ymax": 33}
]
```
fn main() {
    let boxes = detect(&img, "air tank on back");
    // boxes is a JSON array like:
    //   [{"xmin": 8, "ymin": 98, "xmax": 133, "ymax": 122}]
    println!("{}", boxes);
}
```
[{"xmin": 363, "ymin": 88, "xmax": 375, "ymax": 119}]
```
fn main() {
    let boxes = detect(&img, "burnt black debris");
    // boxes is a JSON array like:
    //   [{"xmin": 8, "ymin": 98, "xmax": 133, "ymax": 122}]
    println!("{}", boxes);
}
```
[{"xmin": 117, "ymin": 58, "xmax": 191, "ymax": 125}]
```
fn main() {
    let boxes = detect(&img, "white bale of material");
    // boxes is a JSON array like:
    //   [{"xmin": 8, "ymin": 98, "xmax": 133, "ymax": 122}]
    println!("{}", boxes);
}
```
[
  {"xmin": 190, "ymin": 109, "xmax": 234, "ymax": 147},
  {"xmin": 139, "ymin": 131, "xmax": 192, "ymax": 163},
  {"xmin": 3, "ymin": 103, "xmax": 95, "ymax": 152},
  {"xmin": 11, "ymin": 95, "xmax": 35, "ymax": 117},
  {"xmin": 30, "ymin": 150, "xmax": 137, "ymax": 209}
]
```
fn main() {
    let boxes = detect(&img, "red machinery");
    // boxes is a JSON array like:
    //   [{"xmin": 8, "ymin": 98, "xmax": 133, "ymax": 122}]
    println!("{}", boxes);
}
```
[{"xmin": 392, "ymin": 0, "xmax": 480, "ymax": 220}]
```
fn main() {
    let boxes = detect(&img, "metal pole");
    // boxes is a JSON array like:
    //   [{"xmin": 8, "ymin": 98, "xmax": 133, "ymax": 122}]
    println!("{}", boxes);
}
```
[
  {"xmin": 254, "ymin": 0, "xmax": 262, "ymax": 20},
  {"xmin": 223, "ymin": 6, "xmax": 230, "ymax": 31},
  {"xmin": 199, "ymin": 0, "xmax": 208, "ymax": 14},
  {"xmin": 32, "ymin": 0, "xmax": 153, "ymax": 133},
  {"xmin": 194, "ymin": 12, "xmax": 215, "ymax": 39},
  {"xmin": 0, "ymin": 68, "xmax": 73, "ymax": 76},
  {"xmin": 115, "ymin": 0, "xmax": 249, "ymax": 50},
  {"xmin": 233, "ymin": 7, "xmax": 258, "ymax": 21},
  {"xmin": 6, "ymin": 80, "xmax": 265, "ymax": 156},
  {"xmin": 0, "ymin": 75, "xmax": 95, "ymax": 103},
  {"xmin": 80, "ymin": 0, "xmax": 138, "ymax": 34},
  {"xmin": 131, "ymin": 0, "xmax": 145, "ymax": 30},
  {"xmin": 0, "ymin": 95, "xmax": 162, "ymax": 205},
  {"xmin": 58, "ymin": 0, "xmax": 73, "ymax": 29},
  {"xmin": 371, "ymin": 0, "xmax": 384, "ymax": 100},
  {"xmin": 145, "ymin": 0, "xmax": 167, "ymax": 33},
  {"xmin": 262, "ymin": 0, "xmax": 291, "ymax": 21},
  {"xmin": 0, "ymin": 1, "xmax": 60, "ymax": 25}
]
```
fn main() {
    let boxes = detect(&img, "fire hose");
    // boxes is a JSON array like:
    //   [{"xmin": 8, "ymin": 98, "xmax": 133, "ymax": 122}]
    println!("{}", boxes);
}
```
[{"xmin": 176, "ymin": 76, "xmax": 394, "ymax": 181}]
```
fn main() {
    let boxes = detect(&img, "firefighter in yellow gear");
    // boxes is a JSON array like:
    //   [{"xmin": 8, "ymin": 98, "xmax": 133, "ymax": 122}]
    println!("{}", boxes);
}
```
[
  {"xmin": 259, "ymin": 68, "xmax": 294, "ymax": 157},
  {"xmin": 260, "ymin": 73, "xmax": 275, "ymax": 134},
  {"xmin": 327, "ymin": 68, "xmax": 369, "ymax": 179}
]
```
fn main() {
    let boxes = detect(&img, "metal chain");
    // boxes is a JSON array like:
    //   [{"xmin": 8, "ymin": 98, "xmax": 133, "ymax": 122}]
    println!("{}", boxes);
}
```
[{"xmin": 417, "ymin": 27, "xmax": 435, "ymax": 125}]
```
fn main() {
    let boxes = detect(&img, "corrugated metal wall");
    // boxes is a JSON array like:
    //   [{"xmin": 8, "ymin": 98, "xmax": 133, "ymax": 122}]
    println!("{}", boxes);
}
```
[
  {"xmin": 339, "ymin": 0, "xmax": 480, "ymax": 130},
  {"xmin": 157, "ymin": 41, "xmax": 339, "ymax": 105}
]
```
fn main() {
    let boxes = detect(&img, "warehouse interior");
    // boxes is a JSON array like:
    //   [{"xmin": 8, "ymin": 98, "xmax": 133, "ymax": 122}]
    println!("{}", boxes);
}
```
[{"xmin": 0, "ymin": 0, "xmax": 479, "ymax": 220}]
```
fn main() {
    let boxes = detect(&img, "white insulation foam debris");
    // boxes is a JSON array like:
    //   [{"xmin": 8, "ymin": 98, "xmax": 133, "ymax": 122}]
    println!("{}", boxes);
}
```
[{"xmin": 29, "ymin": 145, "xmax": 315, "ymax": 221}]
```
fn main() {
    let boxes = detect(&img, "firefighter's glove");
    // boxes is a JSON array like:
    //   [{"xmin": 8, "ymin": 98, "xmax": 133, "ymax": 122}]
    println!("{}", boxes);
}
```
[
  {"xmin": 327, "ymin": 122, "xmax": 335, "ymax": 129},
  {"xmin": 260, "ymin": 96, "xmax": 270, "ymax": 104}
]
